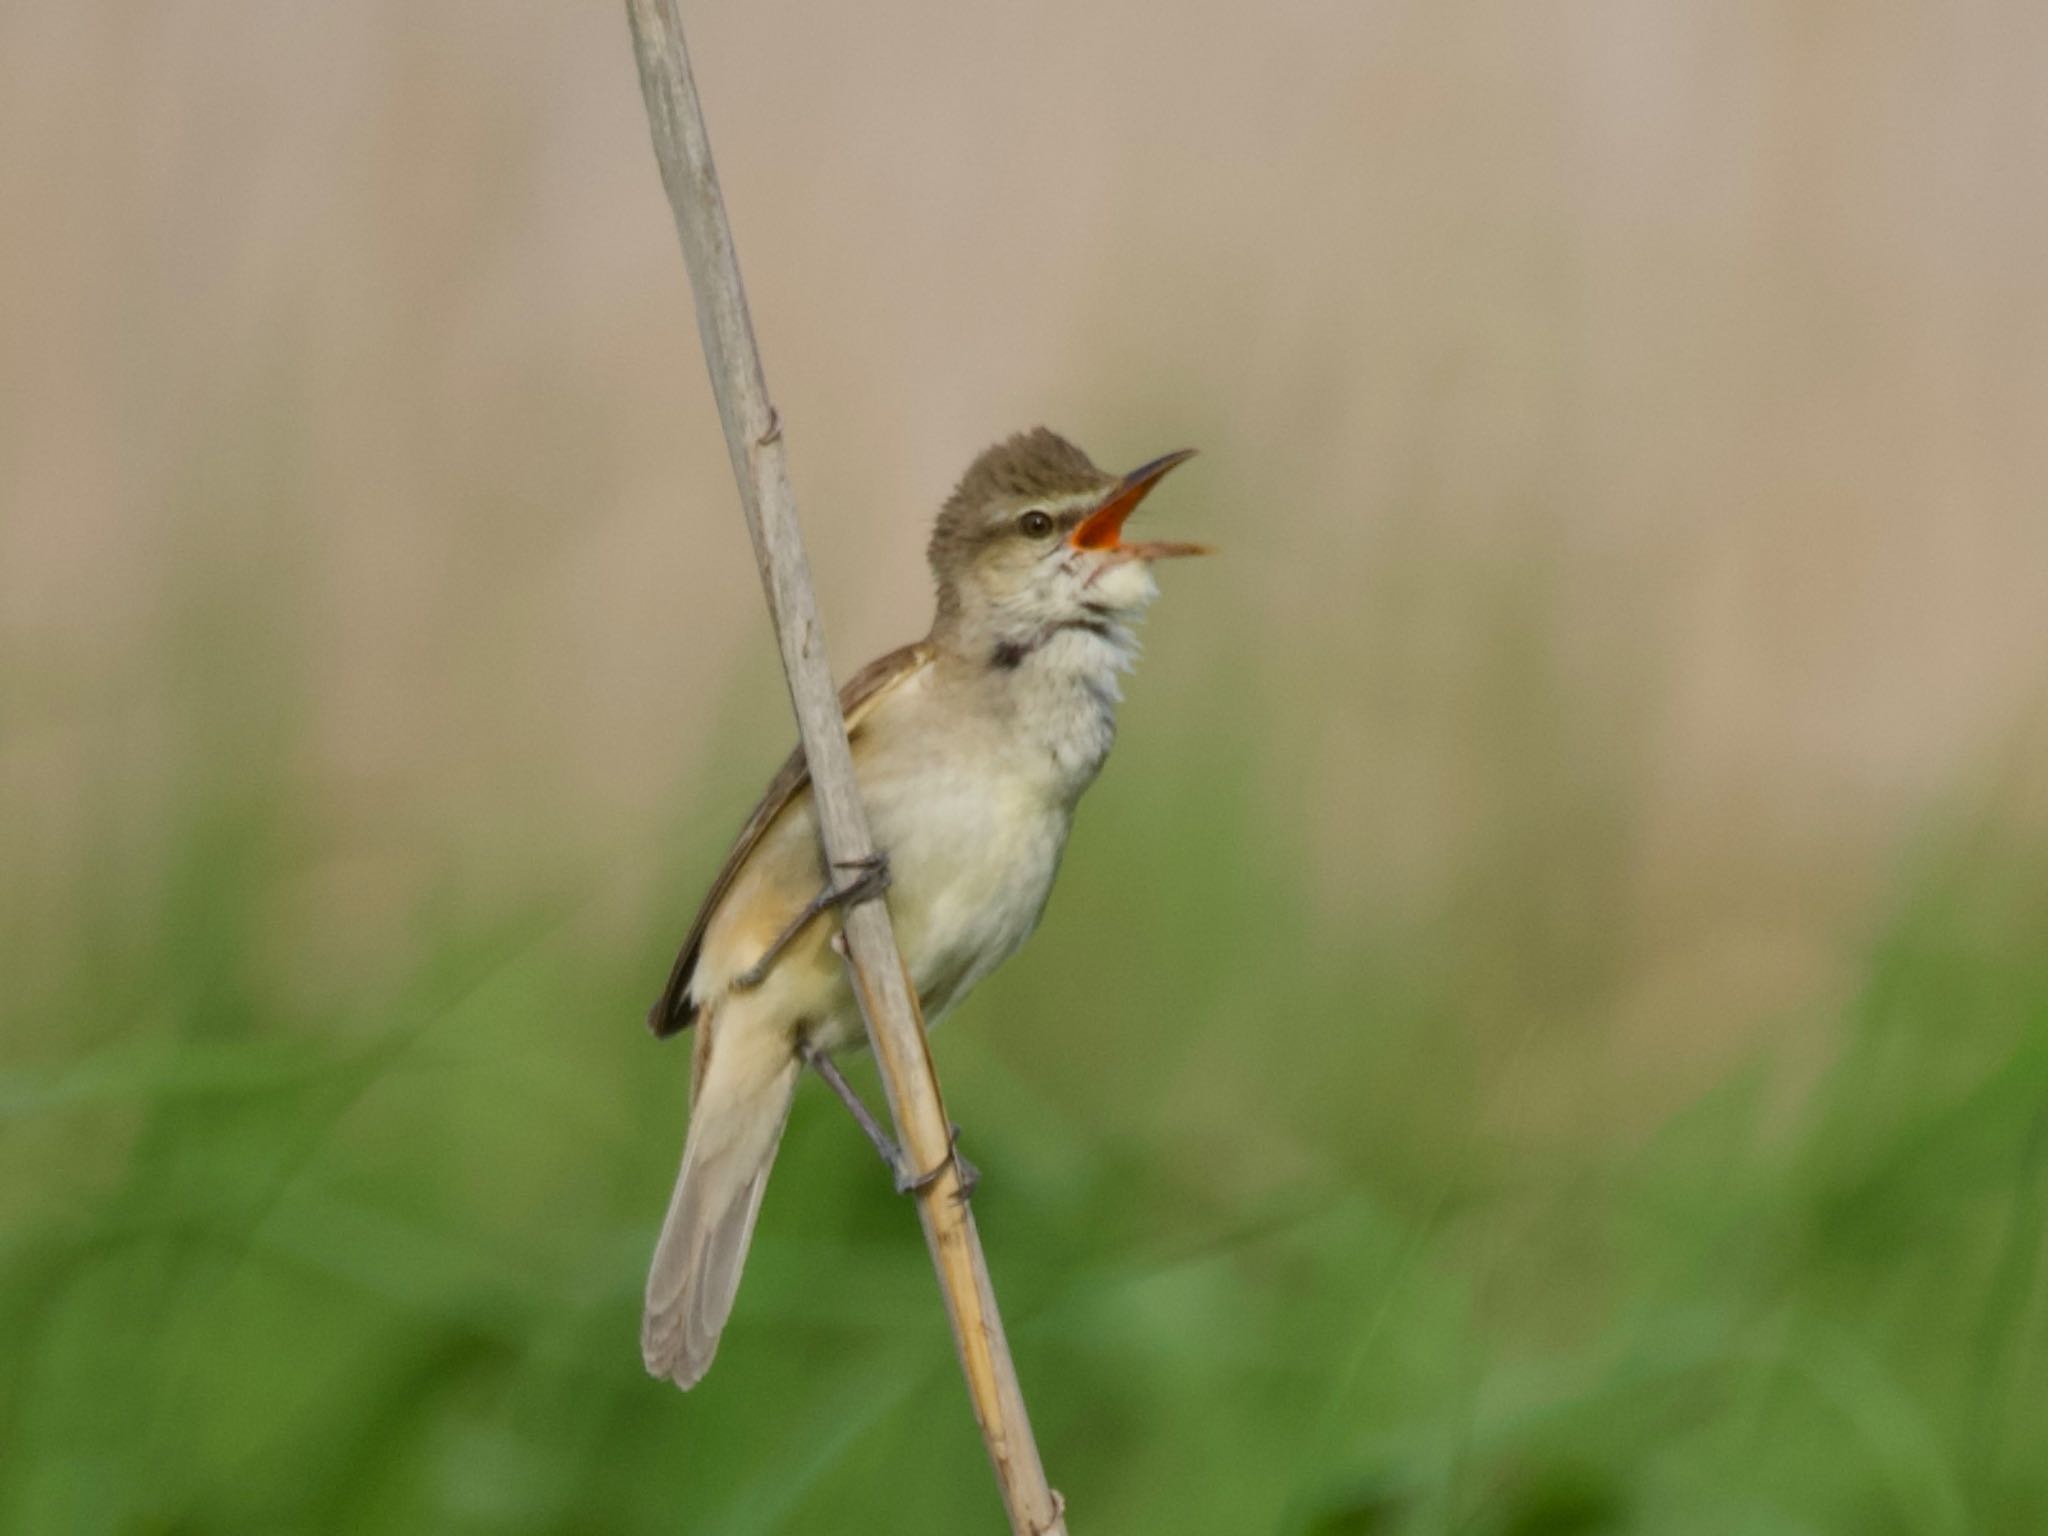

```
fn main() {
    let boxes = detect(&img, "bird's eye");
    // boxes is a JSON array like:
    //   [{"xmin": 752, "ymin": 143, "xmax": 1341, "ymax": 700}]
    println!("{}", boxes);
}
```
[{"xmin": 1018, "ymin": 509, "xmax": 1055, "ymax": 539}]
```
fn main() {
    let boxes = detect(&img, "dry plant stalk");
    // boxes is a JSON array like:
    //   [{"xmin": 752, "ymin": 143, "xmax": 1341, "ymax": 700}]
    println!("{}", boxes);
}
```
[{"xmin": 622, "ymin": 3, "xmax": 1069, "ymax": 1531}]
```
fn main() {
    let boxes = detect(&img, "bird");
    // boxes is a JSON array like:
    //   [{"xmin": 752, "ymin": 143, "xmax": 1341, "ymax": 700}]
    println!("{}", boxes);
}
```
[{"xmin": 641, "ymin": 427, "xmax": 1204, "ymax": 1389}]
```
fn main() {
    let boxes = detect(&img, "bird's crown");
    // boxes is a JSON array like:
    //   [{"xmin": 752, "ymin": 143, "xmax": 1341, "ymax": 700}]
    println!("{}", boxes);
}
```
[
  {"xmin": 928, "ymin": 428, "xmax": 1113, "ymax": 577},
  {"xmin": 944, "ymin": 428, "xmax": 1111, "ymax": 510}
]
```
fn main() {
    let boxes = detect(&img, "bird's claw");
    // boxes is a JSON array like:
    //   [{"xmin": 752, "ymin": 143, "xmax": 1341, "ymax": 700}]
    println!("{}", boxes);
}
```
[
  {"xmin": 895, "ymin": 1123, "xmax": 978, "ymax": 1203},
  {"xmin": 831, "ymin": 851, "xmax": 892, "ymax": 908}
]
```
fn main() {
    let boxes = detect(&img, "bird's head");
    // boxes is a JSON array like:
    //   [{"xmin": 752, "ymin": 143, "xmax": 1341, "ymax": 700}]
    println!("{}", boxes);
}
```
[{"xmin": 927, "ymin": 428, "xmax": 1204, "ymax": 662}]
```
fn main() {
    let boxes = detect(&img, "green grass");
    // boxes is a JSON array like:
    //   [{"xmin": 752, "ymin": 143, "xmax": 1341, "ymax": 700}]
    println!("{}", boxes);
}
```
[{"xmin": 6, "ymin": 634, "xmax": 2047, "ymax": 1536}]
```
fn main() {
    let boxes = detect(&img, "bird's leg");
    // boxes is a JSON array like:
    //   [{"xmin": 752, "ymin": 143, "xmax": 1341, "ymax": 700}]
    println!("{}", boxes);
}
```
[
  {"xmin": 732, "ymin": 853, "xmax": 890, "ymax": 992},
  {"xmin": 801, "ymin": 1043, "xmax": 978, "ymax": 1201},
  {"xmin": 801, "ymin": 1043, "xmax": 900, "ymax": 1170}
]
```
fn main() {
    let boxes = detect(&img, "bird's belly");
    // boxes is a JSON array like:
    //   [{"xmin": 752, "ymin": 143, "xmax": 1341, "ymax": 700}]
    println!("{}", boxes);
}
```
[{"xmin": 867, "ymin": 771, "xmax": 1068, "ymax": 1028}]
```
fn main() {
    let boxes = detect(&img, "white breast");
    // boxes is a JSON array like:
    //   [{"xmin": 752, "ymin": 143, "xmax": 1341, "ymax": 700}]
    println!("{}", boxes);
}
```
[
  {"xmin": 852, "ymin": 625, "xmax": 1137, "ymax": 1028},
  {"xmin": 874, "ymin": 775, "xmax": 1065, "ymax": 1023}
]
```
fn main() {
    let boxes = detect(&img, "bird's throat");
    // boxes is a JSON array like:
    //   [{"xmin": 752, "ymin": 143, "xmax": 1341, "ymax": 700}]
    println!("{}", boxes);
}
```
[
  {"xmin": 968, "ymin": 616, "xmax": 1135, "ymax": 799},
  {"xmin": 988, "ymin": 616, "xmax": 1114, "ymax": 672}
]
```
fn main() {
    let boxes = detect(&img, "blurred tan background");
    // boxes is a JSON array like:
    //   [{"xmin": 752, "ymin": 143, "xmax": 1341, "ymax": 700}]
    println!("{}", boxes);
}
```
[
  {"xmin": 5, "ymin": 5, "xmax": 2048, "ymax": 1530},
  {"xmin": 10, "ymin": 2, "xmax": 2046, "ymax": 1096}
]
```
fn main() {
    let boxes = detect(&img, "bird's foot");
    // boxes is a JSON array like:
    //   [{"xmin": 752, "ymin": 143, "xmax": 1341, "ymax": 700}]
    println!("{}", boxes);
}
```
[
  {"xmin": 895, "ymin": 1124, "xmax": 979, "ymax": 1204},
  {"xmin": 827, "ymin": 852, "xmax": 892, "ymax": 909},
  {"xmin": 802, "ymin": 1046, "xmax": 979, "ymax": 1203},
  {"xmin": 733, "ymin": 852, "xmax": 891, "ymax": 990}
]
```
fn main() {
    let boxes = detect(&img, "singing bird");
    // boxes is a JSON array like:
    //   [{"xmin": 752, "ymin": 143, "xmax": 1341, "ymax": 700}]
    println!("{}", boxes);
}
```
[{"xmin": 642, "ymin": 428, "xmax": 1204, "ymax": 1389}]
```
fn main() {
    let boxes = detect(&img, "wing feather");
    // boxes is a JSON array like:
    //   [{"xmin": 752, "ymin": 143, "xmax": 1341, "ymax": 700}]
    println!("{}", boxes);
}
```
[{"xmin": 647, "ymin": 641, "xmax": 934, "ymax": 1037}]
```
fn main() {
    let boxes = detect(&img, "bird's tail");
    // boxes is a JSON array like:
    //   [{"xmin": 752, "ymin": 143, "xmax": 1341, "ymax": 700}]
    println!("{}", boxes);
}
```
[{"xmin": 642, "ymin": 1007, "xmax": 800, "ymax": 1390}]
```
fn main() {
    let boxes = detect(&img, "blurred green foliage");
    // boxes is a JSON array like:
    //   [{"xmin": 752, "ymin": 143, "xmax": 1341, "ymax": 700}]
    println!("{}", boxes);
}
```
[{"xmin": 5, "ymin": 611, "xmax": 2047, "ymax": 1536}]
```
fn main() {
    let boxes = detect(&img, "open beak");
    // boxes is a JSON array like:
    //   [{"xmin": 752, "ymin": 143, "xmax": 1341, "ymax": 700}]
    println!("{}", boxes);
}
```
[{"xmin": 1070, "ymin": 448, "xmax": 1209, "ymax": 559}]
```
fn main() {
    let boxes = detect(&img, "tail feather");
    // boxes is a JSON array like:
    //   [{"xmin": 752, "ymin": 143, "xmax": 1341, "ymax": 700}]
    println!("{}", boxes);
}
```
[{"xmin": 642, "ymin": 1018, "xmax": 800, "ymax": 1390}]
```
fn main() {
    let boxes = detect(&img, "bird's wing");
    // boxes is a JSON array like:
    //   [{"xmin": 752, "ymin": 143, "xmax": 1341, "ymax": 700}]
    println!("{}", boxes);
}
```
[{"xmin": 648, "ymin": 640, "xmax": 936, "ymax": 1038}]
